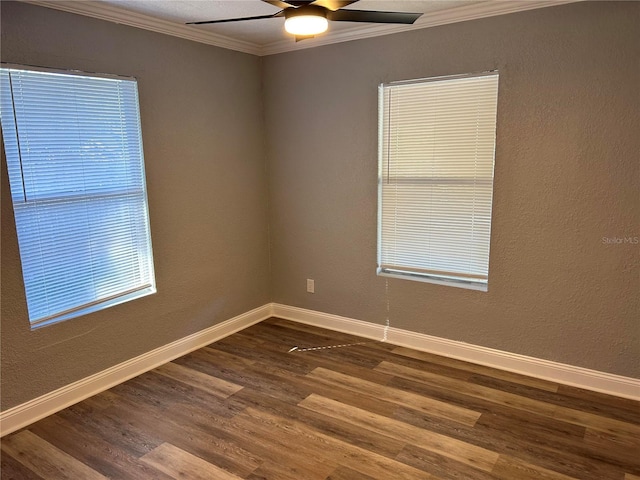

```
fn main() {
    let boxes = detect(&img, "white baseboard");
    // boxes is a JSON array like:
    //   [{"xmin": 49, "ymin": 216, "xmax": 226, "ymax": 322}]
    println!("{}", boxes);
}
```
[
  {"xmin": 3, "ymin": 302, "xmax": 637, "ymax": 437},
  {"xmin": 0, "ymin": 304, "xmax": 273, "ymax": 437},
  {"xmin": 272, "ymin": 303, "xmax": 640, "ymax": 401}
]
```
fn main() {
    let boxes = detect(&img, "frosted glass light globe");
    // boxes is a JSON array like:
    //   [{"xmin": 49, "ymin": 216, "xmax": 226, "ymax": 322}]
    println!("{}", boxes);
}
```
[{"xmin": 284, "ymin": 15, "xmax": 328, "ymax": 35}]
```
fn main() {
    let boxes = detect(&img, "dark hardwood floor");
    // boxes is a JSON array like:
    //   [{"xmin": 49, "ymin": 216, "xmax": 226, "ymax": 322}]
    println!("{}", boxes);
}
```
[{"xmin": 2, "ymin": 317, "xmax": 639, "ymax": 479}]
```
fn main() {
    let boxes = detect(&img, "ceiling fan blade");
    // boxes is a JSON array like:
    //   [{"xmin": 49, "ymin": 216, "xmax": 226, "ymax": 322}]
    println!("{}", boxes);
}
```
[
  {"xmin": 186, "ymin": 12, "xmax": 283, "ymax": 25},
  {"xmin": 310, "ymin": 0, "xmax": 359, "ymax": 11},
  {"xmin": 262, "ymin": 0, "xmax": 313, "ymax": 7},
  {"xmin": 327, "ymin": 9, "xmax": 422, "ymax": 24},
  {"xmin": 262, "ymin": 0, "xmax": 300, "ymax": 8}
]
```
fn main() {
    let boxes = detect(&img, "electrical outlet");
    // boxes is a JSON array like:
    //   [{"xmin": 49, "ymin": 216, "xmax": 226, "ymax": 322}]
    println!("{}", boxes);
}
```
[{"xmin": 306, "ymin": 279, "xmax": 315, "ymax": 294}]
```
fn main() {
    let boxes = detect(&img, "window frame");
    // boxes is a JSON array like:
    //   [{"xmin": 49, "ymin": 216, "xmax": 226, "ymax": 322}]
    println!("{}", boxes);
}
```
[
  {"xmin": 1, "ymin": 63, "xmax": 156, "ymax": 328},
  {"xmin": 377, "ymin": 71, "xmax": 499, "ymax": 292}
]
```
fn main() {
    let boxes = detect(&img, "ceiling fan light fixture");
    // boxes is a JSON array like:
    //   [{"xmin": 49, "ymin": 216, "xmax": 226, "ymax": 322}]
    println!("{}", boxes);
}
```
[
  {"xmin": 187, "ymin": 1, "xmax": 424, "ymax": 43},
  {"xmin": 284, "ymin": 6, "xmax": 328, "ymax": 36}
]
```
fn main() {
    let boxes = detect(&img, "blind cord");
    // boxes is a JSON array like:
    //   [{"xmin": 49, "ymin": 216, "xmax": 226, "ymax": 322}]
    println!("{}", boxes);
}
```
[
  {"xmin": 7, "ymin": 71, "xmax": 28, "ymax": 202},
  {"xmin": 288, "ymin": 278, "xmax": 391, "ymax": 354}
]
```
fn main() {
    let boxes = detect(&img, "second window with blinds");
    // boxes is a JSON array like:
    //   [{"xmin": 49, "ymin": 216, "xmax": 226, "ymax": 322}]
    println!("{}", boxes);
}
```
[{"xmin": 377, "ymin": 72, "xmax": 499, "ymax": 291}]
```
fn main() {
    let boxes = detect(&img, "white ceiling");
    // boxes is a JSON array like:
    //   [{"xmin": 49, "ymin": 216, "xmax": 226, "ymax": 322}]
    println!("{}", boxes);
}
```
[
  {"xmin": 25, "ymin": 0, "xmax": 580, "ymax": 55},
  {"xmin": 104, "ymin": 0, "xmax": 478, "ymax": 45}
]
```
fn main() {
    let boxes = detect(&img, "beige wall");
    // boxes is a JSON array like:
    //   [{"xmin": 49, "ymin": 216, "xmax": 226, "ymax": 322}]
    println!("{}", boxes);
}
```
[
  {"xmin": 1, "ymin": 1, "xmax": 638, "ymax": 411},
  {"xmin": 264, "ymin": 1, "xmax": 639, "ymax": 378},
  {"xmin": 0, "ymin": 2, "xmax": 271, "ymax": 410}
]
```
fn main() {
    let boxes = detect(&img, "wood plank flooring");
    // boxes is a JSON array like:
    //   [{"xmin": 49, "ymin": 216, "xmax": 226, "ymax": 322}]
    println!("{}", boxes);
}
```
[{"xmin": 2, "ymin": 317, "xmax": 639, "ymax": 479}]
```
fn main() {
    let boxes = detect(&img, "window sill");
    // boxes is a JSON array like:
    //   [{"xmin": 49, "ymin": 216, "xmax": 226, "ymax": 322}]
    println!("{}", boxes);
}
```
[
  {"xmin": 30, "ymin": 286, "xmax": 157, "ymax": 330},
  {"xmin": 377, "ymin": 269, "xmax": 488, "ymax": 292}
]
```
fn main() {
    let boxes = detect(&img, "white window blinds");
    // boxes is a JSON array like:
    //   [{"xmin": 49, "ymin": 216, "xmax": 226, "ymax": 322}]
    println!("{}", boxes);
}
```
[
  {"xmin": 0, "ymin": 66, "xmax": 156, "ymax": 327},
  {"xmin": 378, "ymin": 72, "xmax": 499, "ymax": 291}
]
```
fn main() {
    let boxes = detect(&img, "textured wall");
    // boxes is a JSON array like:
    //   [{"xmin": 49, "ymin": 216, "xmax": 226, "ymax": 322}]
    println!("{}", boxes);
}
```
[
  {"xmin": 1, "ymin": 2, "xmax": 271, "ymax": 409},
  {"xmin": 264, "ymin": 2, "xmax": 640, "ymax": 377},
  {"xmin": 2, "ymin": 1, "xmax": 638, "ymax": 412}
]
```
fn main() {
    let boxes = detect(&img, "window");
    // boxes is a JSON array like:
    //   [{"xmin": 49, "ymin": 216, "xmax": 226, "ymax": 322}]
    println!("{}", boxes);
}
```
[
  {"xmin": 1, "ymin": 65, "xmax": 156, "ymax": 328},
  {"xmin": 378, "ymin": 72, "xmax": 499, "ymax": 291}
]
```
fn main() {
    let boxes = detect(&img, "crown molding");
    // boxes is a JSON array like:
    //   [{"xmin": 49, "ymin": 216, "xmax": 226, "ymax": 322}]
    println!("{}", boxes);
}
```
[
  {"xmin": 261, "ymin": 0, "xmax": 583, "ymax": 55},
  {"xmin": 22, "ymin": 0, "xmax": 263, "ymax": 56},
  {"xmin": 23, "ymin": 0, "xmax": 583, "ymax": 57}
]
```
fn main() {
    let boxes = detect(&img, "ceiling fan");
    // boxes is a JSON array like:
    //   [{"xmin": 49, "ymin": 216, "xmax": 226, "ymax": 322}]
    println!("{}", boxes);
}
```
[{"xmin": 186, "ymin": 0, "xmax": 423, "ymax": 41}]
